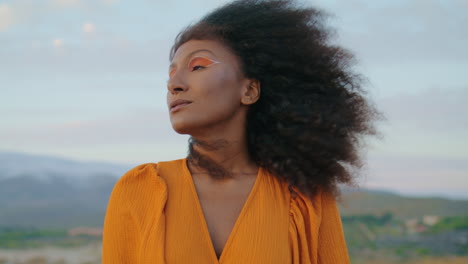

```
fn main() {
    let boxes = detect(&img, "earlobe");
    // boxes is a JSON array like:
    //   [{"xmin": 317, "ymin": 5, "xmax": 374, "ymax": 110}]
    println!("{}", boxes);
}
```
[{"xmin": 241, "ymin": 79, "xmax": 261, "ymax": 105}]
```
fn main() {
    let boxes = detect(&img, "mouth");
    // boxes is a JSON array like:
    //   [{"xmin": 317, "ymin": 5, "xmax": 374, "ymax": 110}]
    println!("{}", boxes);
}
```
[{"xmin": 170, "ymin": 99, "xmax": 192, "ymax": 113}]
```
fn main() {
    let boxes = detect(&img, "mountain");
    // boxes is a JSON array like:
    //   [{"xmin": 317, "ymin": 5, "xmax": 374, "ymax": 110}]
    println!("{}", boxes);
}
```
[
  {"xmin": 0, "ymin": 151, "xmax": 133, "ymax": 228},
  {"xmin": 0, "ymin": 151, "xmax": 466, "ymax": 228},
  {"xmin": 339, "ymin": 190, "xmax": 468, "ymax": 220},
  {"xmin": 0, "ymin": 151, "xmax": 130, "ymax": 185}
]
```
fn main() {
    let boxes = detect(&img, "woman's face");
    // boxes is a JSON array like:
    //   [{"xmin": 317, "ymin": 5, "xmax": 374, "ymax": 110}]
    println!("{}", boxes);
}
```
[{"xmin": 167, "ymin": 39, "xmax": 251, "ymax": 135}]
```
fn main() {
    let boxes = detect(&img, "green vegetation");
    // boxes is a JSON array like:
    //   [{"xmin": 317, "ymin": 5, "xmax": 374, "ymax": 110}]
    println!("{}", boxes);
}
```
[
  {"xmin": 339, "ymin": 192, "xmax": 468, "ymax": 219},
  {"xmin": 342, "ymin": 213, "xmax": 468, "ymax": 263},
  {"xmin": 343, "ymin": 212, "xmax": 394, "ymax": 225},
  {"xmin": 1, "ymin": 191, "xmax": 467, "ymax": 263},
  {"xmin": 0, "ymin": 227, "xmax": 99, "ymax": 249},
  {"xmin": 427, "ymin": 216, "xmax": 468, "ymax": 233}
]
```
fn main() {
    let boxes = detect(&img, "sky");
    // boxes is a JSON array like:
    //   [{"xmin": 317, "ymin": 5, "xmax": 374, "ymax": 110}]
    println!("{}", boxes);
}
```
[{"xmin": 1, "ymin": 0, "xmax": 467, "ymax": 199}]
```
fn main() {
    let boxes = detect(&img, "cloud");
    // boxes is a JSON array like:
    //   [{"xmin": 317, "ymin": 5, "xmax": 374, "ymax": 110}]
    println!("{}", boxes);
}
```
[
  {"xmin": 101, "ymin": 0, "xmax": 119, "ymax": 5},
  {"xmin": 1, "ymin": 36, "xmax": 171, "ymax": 75},
  {"xmin": 52, "ymin": 0, "xmax": 80, "ymax": 8},
  {"xmin": 371, "ymin": 86, "xmax": 468, "ymax": 159},
  {"xmin": 318, "ymin": 0, "xmax": 468, "ymax": 65},
  {"xmin": 378, "ymin": 86, "xmax": 468, "ymax": 133},
  {"xmin": 52, "ymin": 38, "xmax": 64, "ymax": 48},
  {"xmin": 82, "ymin": 22, "xmax": 96, "ymax": 34},
  {"xmin": 0, "ymin": 108, "xmax": 181, "ymax": 147},
  {"xmin": 0, "ymin": 108, "xmax": 188, "ymax": 163},
  {"xmin": 362, "ymin": 153, "xmax": 468, "ymax": 198},
  {"xmin": 0, "ymin": 4, "xmax": 14, "ymax": 32},
  {"xmin": 456, "ymin": 0, "xmax": 468, "ymax": 10},
  {"xmin": 1, "ymin": 0, "xmax": 467, "ymax": 170}
]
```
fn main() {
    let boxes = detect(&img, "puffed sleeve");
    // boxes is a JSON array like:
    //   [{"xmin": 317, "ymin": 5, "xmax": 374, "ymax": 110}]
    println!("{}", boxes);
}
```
[
  {"xmin": 317, "ymin": 190, "xmax": 350, "ymax": 263},
  {"xmin": 102, "ymin": 167, "xmax": 142, "ymax": 263},
  {"xmin": 289, "ymin": 188, "xmax": 350, "ymax": 264},
  {"xmin": 102, "ymin": 163, "xmax": 167, "ymax": 263}
]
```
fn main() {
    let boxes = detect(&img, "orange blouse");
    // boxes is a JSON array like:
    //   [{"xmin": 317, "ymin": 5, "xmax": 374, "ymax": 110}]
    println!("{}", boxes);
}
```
[{"xmin": 102, "ymin": 158, "xmax": 350, "ymax": 263}]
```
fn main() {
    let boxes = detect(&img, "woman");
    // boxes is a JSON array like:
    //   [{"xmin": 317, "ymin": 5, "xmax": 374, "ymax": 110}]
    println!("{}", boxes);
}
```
[{"xmin": 102, "ymin": 0, "xmax": 378, "ymax": 263}]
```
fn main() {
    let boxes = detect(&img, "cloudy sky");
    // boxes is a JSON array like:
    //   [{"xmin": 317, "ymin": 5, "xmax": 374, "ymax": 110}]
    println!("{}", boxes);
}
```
[{"xmin": 1, "ymin": 0, "xmax": 467, "ymax": 198}]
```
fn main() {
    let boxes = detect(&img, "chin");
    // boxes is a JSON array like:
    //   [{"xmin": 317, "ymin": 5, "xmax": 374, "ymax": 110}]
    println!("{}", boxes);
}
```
[
  {"xmin": 170, "ymin": 113, "xmax": 220, "ymax": 136},
  {"xmin": 170, "ymin": 120, "xmax": 195, "ymax": 135},
  {"xmin": 171, "ymin": 126, "xmax": 191, "ymax": 135}
]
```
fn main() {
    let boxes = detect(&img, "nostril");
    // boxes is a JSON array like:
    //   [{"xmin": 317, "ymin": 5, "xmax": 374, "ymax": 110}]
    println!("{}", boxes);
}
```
[{"xmin": 174, "ymin": 87, "xmax": 184, "ymax": 92}]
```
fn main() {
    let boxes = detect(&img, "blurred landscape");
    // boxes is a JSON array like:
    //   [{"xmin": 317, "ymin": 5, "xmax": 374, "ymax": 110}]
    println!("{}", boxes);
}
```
[
  {"xmin": 0, "ymin": 151, "xmax": 467, "ymax": 264},
  {"xmin": 2, "ymin": 0, "xmax": 467, "ymax": 263}
]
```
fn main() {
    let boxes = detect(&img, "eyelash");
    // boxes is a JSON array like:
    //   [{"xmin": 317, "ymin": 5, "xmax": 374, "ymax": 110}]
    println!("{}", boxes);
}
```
[
  {"xmin": 169, "ymin": 58, "xmax": 216, "ymax": 78},
  {"xmin": 191, "ymin": 65, "xmax": 206, "ymax": 71}
]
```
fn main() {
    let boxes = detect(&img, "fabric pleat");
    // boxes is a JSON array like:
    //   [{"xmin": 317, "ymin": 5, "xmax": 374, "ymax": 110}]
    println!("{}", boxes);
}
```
[{"xmin": 102, "ymin": 159, "xmax": 350, "ymax": 264}]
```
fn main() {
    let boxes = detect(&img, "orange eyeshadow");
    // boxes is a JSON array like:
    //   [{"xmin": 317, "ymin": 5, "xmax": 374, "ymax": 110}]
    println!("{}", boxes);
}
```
[{"xmin": 188, "ymin": 57, "xmax": 219, "ymax": 71}]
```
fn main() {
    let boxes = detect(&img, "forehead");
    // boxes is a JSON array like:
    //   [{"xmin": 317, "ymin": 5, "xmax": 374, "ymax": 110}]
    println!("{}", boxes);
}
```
[{"xmin": 171, "ymin": 39, "xmax": 238, "ymax": 64}]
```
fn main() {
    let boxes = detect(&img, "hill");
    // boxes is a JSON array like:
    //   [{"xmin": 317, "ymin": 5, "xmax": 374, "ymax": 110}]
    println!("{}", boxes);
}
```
[
  {"xmin": 340, "ymin": 190, "xmax": 468, "ymax": 219},
  {"xmin": 0, "ymin": 151, "xmax": 466, "ymax": 228}
]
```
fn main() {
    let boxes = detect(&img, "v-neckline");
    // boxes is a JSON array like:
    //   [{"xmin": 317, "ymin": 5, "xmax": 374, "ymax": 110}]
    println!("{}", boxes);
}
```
[{"xmin": 182, "ymin": 158, "xmax": 263, "ymax": 264}]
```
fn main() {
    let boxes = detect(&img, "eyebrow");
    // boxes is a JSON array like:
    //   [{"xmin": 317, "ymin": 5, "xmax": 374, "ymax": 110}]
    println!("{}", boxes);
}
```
[{"xmin": 169, "ymin": 49, "xmax": 217, "ymax": 69}]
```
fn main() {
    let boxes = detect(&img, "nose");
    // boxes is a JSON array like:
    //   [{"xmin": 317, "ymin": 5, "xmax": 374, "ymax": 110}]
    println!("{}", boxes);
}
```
[{"xmin": 167, "ymin": 73, "xmax": 187, "ymax": 94}]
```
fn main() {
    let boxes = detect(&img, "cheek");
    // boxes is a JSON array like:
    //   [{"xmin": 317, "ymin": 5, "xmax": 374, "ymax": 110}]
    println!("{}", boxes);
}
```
[
  {"xmin": 169, "ymin": 68, "xmax": 245, "ymax": 134},
  {"xmin": 197, "ymin": 68, "xmax": 242, "ymax": 103}
]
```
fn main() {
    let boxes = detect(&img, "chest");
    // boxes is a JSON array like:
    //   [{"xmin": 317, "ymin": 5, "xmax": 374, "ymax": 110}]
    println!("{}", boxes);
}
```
[
  {"xmin": 162, "ymin": 167, "xmax": 292, "ymax": 263},
  {"xmin": 194, "ymin": 178, "xmax": 257, "ymax": 258}
]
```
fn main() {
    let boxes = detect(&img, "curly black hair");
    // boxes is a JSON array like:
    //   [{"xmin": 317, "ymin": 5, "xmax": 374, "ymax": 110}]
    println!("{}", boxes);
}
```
[{"xmin": 170, "ymin": 0, "xmax": 380, "ymax": 199}]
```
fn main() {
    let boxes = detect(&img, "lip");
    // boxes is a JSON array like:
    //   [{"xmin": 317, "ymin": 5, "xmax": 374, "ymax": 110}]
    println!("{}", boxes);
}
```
[{"xmin": 170, "ymin": 99, "xmax": 192, "ymax": 113}]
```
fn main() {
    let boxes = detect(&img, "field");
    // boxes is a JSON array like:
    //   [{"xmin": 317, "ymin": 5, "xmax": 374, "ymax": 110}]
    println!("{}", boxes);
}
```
[
  {"xmin": 0, "ymin": 242, "xmax": 100, "ymax": 264},
  {"xmin": 1, "ymin": 191, "xmax": 467, "ymax": 263},
  {"xmin": 0, "ymin": 245, "xmax": 467, "ymax": 264},
  {"xmin": 0, "ymin": 214, "xmax": 466, "ymax": 263}
]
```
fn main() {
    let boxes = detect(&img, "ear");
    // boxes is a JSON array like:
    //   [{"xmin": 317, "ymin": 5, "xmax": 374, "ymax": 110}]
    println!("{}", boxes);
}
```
[{"xmin": 240, "ymin": 79, "xmax": 261, "ymax": 105}]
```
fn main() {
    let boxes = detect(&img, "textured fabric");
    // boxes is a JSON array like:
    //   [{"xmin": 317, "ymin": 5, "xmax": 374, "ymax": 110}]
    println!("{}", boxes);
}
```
[{"xmin": 102, "ymin": 158, "xmax": 350, "ymax": 263}]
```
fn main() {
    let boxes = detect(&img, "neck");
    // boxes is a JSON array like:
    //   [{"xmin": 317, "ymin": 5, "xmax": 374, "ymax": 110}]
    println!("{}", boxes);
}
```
[
  {"xmin": 185, "ymin": 106, "xmax": 258, "ymax": 180},
  {"xmin": 187, "ymin": 135, "xmax": 257, "ymax": 181}
]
